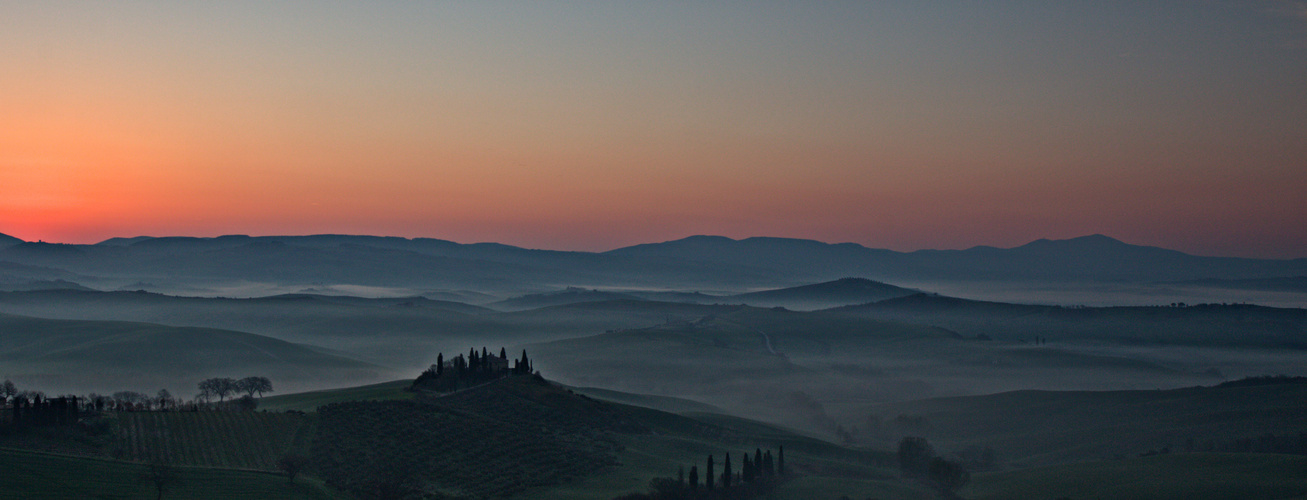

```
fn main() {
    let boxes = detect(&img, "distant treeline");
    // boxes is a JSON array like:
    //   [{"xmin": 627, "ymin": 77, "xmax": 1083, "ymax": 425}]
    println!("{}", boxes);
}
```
[
  {"xmin": 1, "ymin": 376, "xmax": 274, "ymax": 429},
  {"xmin": 411, "ymin": 347, "xmax": 533, "ymax": 393}
]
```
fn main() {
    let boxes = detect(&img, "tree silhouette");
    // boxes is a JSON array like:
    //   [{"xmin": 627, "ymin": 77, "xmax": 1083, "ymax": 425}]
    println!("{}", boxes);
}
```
[
  {"xmin": 156, "ymin": 389, "xmax": 172, "ymax": 410},
  {"xmin": 140, "ymin": 461, "xmax": 178, "ymax": 500},
  {"xmin": 747, "ymin": 451, "xmax": 758, "ymax": 483},
  {"xmin": 278, "ymin": 453, "xmax": 311, "ymax": 483},
  {"xmin": 778, "ymin": 445, "xmax": 785, "ymax": 475},
  {"xmin": 237, "ymin": 376, "xmax": 273, "ymax": 398},
  {"xmin": 706, "ymin": 454, "xmax": 715, "ymax": 491},
  {"xmin": 722, "ymin": 452, "xmax": 732, "ymax": 489},
  {"xmin": 198, "ymin": 378, "xmax": 238, "ymax": 402},
  {"xmin": 898, "ymin": 436, "xmax": 935, "ymax": 477}
]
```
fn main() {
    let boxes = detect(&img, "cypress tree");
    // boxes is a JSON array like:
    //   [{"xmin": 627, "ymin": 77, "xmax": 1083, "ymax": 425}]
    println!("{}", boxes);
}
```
[
  {"xmin": 778, "ymin": 445, "xmax": 785, "ymax": 476},
  {"xmin": 747, "ymin": 451, "xmax": 758, "ymax": 483},
  {"xmin": 722, "ymin": 453, "xmax": 732, "ymax": 489},
  {"xmin": 500, "ymin": 347, "xmax": 507, "ymax": 360},
  {"xmin": 678, "ymin": 466, "xmax": 685, "ymax": 486},
  {"xmin": 688, "ymin": 465, "xmax": 699, "ymax": 492},
  {"xmin": 763, "ymin": 450, "xmax": 774, "ymax": 477},
  {"xmin": 436, "ymin": 353, "xmax": 444, "ymax": 376},
  {"xmin": 755, "ymin": 448, "xmax": 763, "ymax": 477},
  {"xmin": 706, "ymin": 455, "xmax": 715, "ymax": 491}
]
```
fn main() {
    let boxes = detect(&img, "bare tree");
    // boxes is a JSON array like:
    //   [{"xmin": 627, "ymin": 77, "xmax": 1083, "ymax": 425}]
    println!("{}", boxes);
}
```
[
  {"xmin": 1, "ymin": 379, "xmax": 16, "ymax": 400},
  {"xmin": 277, "ymin": 453, "xmax": 311, "ymax": 483},
  {"xmin": 237, "ymin": 376, "xmax": 273, "ymax": 398},
  {"xmin": 140, "ymin": 460, "xmax": 179, "ymax": 500},
  {"xmin": 198, "ymin": 378, "xmax": 238, "ymax": 402},
  {"xmin": 156, "ymin": 389, "xmax": 173, "ymax": 410}
]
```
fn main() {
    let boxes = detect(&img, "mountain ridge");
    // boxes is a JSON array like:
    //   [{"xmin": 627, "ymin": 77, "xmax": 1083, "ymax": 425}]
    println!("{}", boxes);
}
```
[{"xmin": 1, "ymin": 233, "xmax": 1304, "ymax": 290}]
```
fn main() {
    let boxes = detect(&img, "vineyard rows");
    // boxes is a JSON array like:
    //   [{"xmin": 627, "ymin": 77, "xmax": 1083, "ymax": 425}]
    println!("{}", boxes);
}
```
[{"xmin": 117, "ymin": 411, "xmax": 310, "ymax": 470}]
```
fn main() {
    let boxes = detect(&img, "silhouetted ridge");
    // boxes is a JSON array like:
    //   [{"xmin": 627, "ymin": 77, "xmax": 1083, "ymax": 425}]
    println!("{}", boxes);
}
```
[
  {"xmin": 0, "ymin": 233, "xmax": 23, "ymax": 247},
  {"xmin": 3, "ymin": 242, "xmax": 85, "ymax": 256},
  {"xmin": 736, "ymin": 277, "xmax": 913, "ymax": 299}
]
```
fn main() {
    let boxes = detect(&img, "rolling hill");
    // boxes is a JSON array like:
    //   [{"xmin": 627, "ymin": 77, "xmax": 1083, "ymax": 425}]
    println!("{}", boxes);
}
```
[
  {"xmin": 0, "ymin": 232, "xmax": 24, "ymax": 247},
  {"xmin": 488, "ymin": 287, "xmax": 646, "ymax": 311},
  {"xmin": 721, "ymin": 277, "xmax": 917, "ymax": 310},
  {"xmin": 832, "ymin": 293, "xmax": 1307, "ymax": 348},
  {"xmin": 0, "ymin": 312, "xmax": 391, "ymax": 395},
  {"xmin": 864, "ymin": 379, "xmax": 1307, "ymax": 466}
]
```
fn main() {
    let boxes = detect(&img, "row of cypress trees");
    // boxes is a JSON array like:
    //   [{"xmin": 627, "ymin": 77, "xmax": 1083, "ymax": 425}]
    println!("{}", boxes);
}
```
[{"xmin": 622, "ymin": 446, "xmax": 785, "ymax": 499}]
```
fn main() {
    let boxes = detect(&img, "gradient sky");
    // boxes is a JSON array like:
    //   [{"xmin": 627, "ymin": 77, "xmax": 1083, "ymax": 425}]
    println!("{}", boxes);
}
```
[{"xmin": 3, "ymin": 1, "xmax": 1305, "ymax": 258}]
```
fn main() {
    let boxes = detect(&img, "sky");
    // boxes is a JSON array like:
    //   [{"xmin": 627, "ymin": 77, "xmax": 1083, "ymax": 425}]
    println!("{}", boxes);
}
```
[{"xmin": 2, "ymin": 1, "xmax": 1305, "ymax": 258}]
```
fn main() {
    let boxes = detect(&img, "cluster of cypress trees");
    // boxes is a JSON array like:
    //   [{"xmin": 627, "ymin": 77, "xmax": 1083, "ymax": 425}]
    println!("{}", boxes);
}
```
[
  {"xmin": 6, "ymin": 394, "xmax": 79, "ymax": 428},
  {"xmin": 411, "ymin": 347, "xmax": 532, "ymax": 392}
]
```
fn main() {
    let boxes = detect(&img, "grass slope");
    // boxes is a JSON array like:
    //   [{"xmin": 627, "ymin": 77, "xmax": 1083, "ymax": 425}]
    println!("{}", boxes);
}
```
[
  {"xmin": 963, "ymin": 453, "xmax": 1307, "ymax": 500},
  {"xmin": 0, "ymin": 447, "xmax": 345, "ymax": 500},
  {"xmin": 866, "ymin": 381, "xmax": 1307, "ymax": 466}
]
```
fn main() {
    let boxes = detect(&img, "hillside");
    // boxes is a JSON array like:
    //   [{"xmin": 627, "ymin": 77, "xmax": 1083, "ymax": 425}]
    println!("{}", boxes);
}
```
[
  {"xmin": 0, "ymin": 232, "xmax": 23, "ymax": 247},
  {"xmin": 963, "ymin": 453, "xmax": 1307, "ymax": 500},
  {"xmin": 723, "ymin": 277, "xmax": 918, "ymax": 310},
  {"xmin": 310, "ymin": 374, "xmax": 900, "ymax": 499},
  {"xmin": 488, "ymin": 287, "xmax": 646, "ymax": 311},
  {"xmin": 864, "ymin": 380, "xmax": 1307, "ymax": 466},
  {"xmin": 833, "ymin": 293, "xmax": 1307, "ymax": 348},
  {"xmin": 0, "ymin": 312, "xmax": 391, "ymax": 394}
]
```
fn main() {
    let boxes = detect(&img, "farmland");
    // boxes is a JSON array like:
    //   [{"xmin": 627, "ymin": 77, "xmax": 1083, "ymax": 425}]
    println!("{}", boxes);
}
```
[{"xmin": 116, "ymin": 411, "xmax": 312, "ymax": 470}]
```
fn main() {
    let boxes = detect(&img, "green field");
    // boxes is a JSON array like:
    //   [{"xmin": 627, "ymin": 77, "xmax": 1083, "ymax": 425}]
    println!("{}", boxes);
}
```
[
  {"xmin": 963, "ymin": 453, "xmax": 1307, "ymax": 500},
  {"xmin": 864, "ymin": 381, "xmax": 1307, "ymax": 466},
  {"xmin": 0, "ymin": 447, "xmax": 345, "ymax": 500}
]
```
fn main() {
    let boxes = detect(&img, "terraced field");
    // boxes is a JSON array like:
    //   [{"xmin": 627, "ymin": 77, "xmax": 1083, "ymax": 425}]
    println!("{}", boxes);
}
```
[{"xmin": 117, "ymin": 411, "xmax": 311, "ymax": 470}]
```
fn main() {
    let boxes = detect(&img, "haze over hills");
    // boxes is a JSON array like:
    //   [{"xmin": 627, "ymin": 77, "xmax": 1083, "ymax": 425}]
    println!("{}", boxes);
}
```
[
  {"xmin": 0, "ymin": 311, "xmax": 391, "ymax": 395},
  {"xmin": 725, "ymin": 277, "xmax": 917, "ymax": 310},
  {"xmin": 486, "ymin": 278, "xmax": 919, "ymax": 312},
  {"xmin": 0, "ymin": 233, "xmax": 1304, "ymax": 301}
]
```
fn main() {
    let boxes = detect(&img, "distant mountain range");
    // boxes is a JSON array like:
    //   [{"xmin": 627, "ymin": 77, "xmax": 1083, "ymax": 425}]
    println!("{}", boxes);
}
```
[{"xmin": 1, "ymin": 232, "xmax": 1304, "ymax": 293}]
